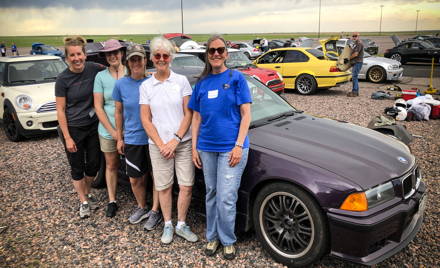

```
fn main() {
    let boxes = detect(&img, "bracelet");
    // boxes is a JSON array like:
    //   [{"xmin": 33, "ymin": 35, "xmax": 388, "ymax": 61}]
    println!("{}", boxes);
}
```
[
  {"xmin": 174, "ymin": 133, "xmax": 182, "ymax": 142},
  {"xmin": 235, "ymin": 142, "xmax": 243, "ymax": 148}
]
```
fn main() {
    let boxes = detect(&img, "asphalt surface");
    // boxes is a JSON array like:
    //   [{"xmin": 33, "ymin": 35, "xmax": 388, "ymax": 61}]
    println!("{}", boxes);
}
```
[{"xmin": 403, "ymin": 62, "xmax": 440, "ymax": 78}]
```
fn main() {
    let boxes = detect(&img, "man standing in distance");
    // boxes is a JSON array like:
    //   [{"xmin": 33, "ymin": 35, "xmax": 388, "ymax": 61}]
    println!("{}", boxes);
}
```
[{"xmin": 347, "ymin": 32, "xmax": 364, "ymax": 97}]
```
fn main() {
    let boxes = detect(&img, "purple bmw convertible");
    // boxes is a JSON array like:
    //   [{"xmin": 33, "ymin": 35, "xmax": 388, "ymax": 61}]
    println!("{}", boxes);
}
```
[
  {"xmin": 93, "ymin": 75, "xmax": 425, "ymax": 267},
  {"xmin": 192, "ymin": 76, "xmax": 426, "ymax": 267}
]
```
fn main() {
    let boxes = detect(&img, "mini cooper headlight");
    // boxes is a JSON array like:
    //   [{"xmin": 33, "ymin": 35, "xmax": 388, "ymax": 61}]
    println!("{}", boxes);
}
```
[
  {"xmin": 365, "ymin": 181, "xmax": 395, "ymax": 208},
  {"xmin": 276, "ymin": 71, "xmax": 283, "ymax": 81},
  {"xmin": 16, "ymin": 94, "xmax": 33, "ymax": 110}
]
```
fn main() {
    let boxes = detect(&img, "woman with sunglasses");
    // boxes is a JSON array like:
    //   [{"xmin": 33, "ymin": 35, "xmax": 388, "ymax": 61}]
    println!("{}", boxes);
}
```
[
  {"xmin": 188, "ymin": 35, "xmax": 252, "ymax": 260},
  {"xmin": 93, "ymin": 39, "xmax": 125, "ymax": 218},
  {"xmin": 112, "ymin": 44, "xmax": 161, "ymax": 229},
  {"xmin": 55, "ymin": 36, "xmax": 105, "ymax": 219},
  {"xmin": 139, "ymin": 36, "xmax": 197, "ymax": 244}
]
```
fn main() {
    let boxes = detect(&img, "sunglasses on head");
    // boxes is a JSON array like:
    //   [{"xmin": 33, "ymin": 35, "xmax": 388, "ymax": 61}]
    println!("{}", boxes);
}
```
[
  {"xmin": 153, "ymin": 53, "xmax": 170, "ymax": 60},
  {"xmin": 208, "ymin": 47, "xmax": 226, "ymax": 55}
]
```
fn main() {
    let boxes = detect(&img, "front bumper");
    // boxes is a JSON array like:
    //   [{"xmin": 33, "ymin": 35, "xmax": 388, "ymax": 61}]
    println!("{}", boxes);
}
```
[
  {"xmin": 386, "ymin": 67, "xmax": 404, "ymax": 81},
  {"xmin": 16, "ymin": 110, "xmax": 58, "ymax": 132},
  {"xmin": 327, "ymin": 182, "xmax": 426, "ymax": 265}
]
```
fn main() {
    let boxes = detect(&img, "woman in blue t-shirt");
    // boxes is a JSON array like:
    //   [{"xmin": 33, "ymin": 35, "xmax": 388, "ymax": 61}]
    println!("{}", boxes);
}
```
[
  {"xmin": 93, "ymin": 39, "xmax": 126, "ymax": 218},
  {"xmin": 188, "ymin": 35, "xmax": 252, "ymax": 260}
]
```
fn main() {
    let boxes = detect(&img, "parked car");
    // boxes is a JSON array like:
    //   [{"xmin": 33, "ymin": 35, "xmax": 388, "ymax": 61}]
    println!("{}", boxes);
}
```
[
  {"xmin": 385, "ymin": 36, "xmax": 440, "ymax": 64},
  {"xmin": 0, "ymin": 55, "xmax": 67, "ymax": 141},
  {"xmin": 315, "ymin": 42, "xmax": 403, "ymax": 83},
  {"xmin": 268, "ymin": 40, "xmax": 285, "ymax": 50},
  {"xmin": 361, "ymin": 38, "xmax": 379, "ymax": 55},
  {"xmin": 93, "ymin": 74, "xmax": 426, "ymax": 267},
  {"xmin": 30, "ymin": 43, "xmax": 63, "ymax": 57},
  {"xmin": 254, "ymin": 47, "xmax": 351, "ymax": 95},
  {"xmin": 231, "ymin": 42, "xmax": 262, "ymax": 59},
  {"xmin": 409, "ymin": 35, "xmax": 440, "ymax": 48},
  {"xmin": 178, "ymin": 48, "xmax": 285, "ymax": 94},
  {"xmin": 163, "ymin": 33, "xmax": 193, "ymax": 47}
]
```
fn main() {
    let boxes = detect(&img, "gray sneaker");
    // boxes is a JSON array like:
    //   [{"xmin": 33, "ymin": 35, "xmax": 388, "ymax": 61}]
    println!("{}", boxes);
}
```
[
  {"xmin": 161, "ymin": 224, "xmax": 174, "ymax": 244},
  {"xmin": 87, "ymin": 194, "xmax": 99, "ymax": 210},
  {"xmin": 176, "ymin": 224, "xmax": 198, "ymax": 242},
  {"xmin": 143, "ymin": 210, "xmax": 162, "ymax": 231},
  {"xmin": 128, "ymin": 207, "xmax": 149, "ymax": 224},
  {"xmin": 79, "ymin": 203, "xmax": 90, "ymax": 219}
]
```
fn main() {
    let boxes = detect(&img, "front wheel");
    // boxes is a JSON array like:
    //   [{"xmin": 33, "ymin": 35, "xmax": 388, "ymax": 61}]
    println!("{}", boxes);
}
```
[
  {"xmin": 367, "ymin": 66, "xmax": 386, "ymax": 83},
  {"xmin": 253, "ymin": 182, "xmax": 328, "ymax": 267},
  {"xmin": 295, "ymin": 74, "xmax": 317, "ymax": 95},
  {"xmin": 3, "ymin": 106, "xmax": 23, "ymax": 142},
  {"xmin": 390, "ymin": 53, "xmax": 405, "ymax": 64}
]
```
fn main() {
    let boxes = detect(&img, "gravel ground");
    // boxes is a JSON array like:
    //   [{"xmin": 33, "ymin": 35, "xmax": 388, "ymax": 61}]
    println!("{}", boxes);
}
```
[{"xmin": 0, "ymin": 77, "xmax": 439, "ymax": 267}]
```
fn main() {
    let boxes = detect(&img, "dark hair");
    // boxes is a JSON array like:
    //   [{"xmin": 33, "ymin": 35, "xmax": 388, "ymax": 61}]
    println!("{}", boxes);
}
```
[
  {"xmin": 198, "ymin": 34, "xmax": 227, "ymax": 81},
  {"xmin": 63, "ymin": 36, "xmax": 86, "ymax": 56}
]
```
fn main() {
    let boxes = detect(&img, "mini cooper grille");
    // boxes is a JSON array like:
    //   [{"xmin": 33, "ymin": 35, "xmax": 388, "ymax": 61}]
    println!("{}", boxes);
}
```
[
  {"xmin": 37, "ymin": 102, "xmax": 56, "ymax": 113},
  {"xmin": 266, "ymin": 79, "xmax": 283, "ymax": 87},
  {"xmin": 401, "ymin": 167, "xmax": 420, "ymax": 199}
]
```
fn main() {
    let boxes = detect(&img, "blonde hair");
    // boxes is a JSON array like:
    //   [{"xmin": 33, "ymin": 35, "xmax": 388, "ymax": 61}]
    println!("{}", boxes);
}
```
[{"xmin": 63, "ymin": 36, "xmax": 86, "ymax": 55}]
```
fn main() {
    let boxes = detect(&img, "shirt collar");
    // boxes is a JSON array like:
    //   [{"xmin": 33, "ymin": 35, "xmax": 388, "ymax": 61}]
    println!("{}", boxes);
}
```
[{"xmin": 152, "ymin": 70, "xmax": 174, "ymax": 86}]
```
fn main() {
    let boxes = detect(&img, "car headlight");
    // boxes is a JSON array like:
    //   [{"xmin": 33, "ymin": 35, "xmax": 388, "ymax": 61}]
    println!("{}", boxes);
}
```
[
  {"xmin": 340, "ymin": 181, "xmax": 395, "ymax": 211},
  {"xmin": 415, "ymin": 167, "xmax": 422, "ymax": 190},
  {"xmin": 16, "ymin": 94, "xmax": 32, "ymax": 110},
  {"xmin": 276, "ymin": 71, "xmax": 283, "ymax": 81},
  {"xmin": 387, "ymin": 64, "xmax": 400, "ymax": 70}
]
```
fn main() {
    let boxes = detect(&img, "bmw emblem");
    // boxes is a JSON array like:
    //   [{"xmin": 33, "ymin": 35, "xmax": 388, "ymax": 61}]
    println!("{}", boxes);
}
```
[{"xmin": 397, "ymin": 156, "xmax": 408, "ymax": 164}]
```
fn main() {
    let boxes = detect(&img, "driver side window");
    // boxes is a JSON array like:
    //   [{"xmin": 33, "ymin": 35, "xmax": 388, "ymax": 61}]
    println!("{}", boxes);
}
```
[{"xmin": 258, "ymin": 51, "xmax": 284, "ymax": 64}]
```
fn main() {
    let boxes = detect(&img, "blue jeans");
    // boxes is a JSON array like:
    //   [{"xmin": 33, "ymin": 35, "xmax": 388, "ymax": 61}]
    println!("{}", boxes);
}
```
[
  {"xmin": 352, "ymin": 62, "xmax": 363, "ymax": 93},
  {"xmin": 198, "ymin": 148, "xmax": 249, "ymax": 246}
]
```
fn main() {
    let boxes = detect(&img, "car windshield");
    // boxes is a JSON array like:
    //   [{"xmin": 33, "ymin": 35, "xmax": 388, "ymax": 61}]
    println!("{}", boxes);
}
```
[
  {"xmin": 246, "ymin": 76, "xmax": 297, "ymax": 125},
  {"xmin": 226, "ymin": 51, "xmax": 253, "ymax": 68},
  {"xmin": 42, "ymin": 45, "xmax": 58, "ymax": 52},
  {"xmin": 172, "ymin": 55, "xmax": 205, "ymax": 68},
  {"xmin": 7, "ymin": 59, "xmax": 67, "ymax": 85}
]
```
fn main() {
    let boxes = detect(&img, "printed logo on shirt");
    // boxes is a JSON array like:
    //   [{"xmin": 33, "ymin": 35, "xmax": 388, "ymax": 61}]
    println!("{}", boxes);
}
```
[{"xmin": 208, "ymin": 90, "xmax": 218, "ymax": 99}]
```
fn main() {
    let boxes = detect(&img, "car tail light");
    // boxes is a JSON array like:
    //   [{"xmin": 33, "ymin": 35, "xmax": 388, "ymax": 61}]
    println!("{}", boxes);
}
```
[
  {"xmin": 253, "ymin": 48, "xmax": 259, "ymax": 52},
  {"xmin": 329, "ymin": 66, "xmax": 340, "ymax": 72}
]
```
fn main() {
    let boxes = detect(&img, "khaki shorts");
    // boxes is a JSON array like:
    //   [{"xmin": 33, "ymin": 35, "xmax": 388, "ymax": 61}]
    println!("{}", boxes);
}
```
[
  {"xmin": 149, "ymin": 140, "xmax": 195, "ymax": 191},
  {"xmin": 99, "ymin": 135, "xmax": 117, "ymax": 153}
]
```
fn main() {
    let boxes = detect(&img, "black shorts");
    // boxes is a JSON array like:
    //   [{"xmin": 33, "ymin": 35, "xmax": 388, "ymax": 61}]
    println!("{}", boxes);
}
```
[
  {"xmin": 58, "ymin": 122, "xmax": 100, "ymax": 180},
  {"xmin": 124, "ymin": 144, "xmax": 152, "ymax": 178}
]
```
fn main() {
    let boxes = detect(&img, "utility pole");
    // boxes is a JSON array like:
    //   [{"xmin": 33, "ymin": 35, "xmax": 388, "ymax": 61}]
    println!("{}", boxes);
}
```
[
  {"xmin": 181, "ymin": 0, "xmax": 184, "ymax": 34},
  {"xmin": 318, "ymin": 0, "xmax": 321, "ymax": 39},
  {"xmin": 415, "ymin": 10, "xmax": 420, "ymax": 35},
  {"xmin": 379, "ymin": 5, "xmax": 384, "ymax": 36}
]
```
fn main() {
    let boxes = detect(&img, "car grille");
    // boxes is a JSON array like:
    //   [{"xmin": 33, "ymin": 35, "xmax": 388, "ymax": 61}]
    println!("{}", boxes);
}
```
[
  {"xmin": 37, "ymin": 102, "xmax": 56, "ymax": 113},
  {"xmin": 401, "ymin": 167, "xmax": 421, "ymax": 199},
  {"xmin": 42, "ymin": 121, "xmax": 58, "ymax": 128},
  {"xmin": 266, "ymin": 79, "xmax": 283, "ymax": 88}
]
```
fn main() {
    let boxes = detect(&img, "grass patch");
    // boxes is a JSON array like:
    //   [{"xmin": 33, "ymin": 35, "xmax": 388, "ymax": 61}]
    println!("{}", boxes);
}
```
[{"xmin": 0, "ymin": 31, "xmax": 438, "ymax": 48}]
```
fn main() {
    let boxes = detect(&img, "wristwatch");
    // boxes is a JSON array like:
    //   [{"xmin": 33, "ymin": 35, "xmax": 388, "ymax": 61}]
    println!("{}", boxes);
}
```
[{"xmin": 235, "ymin": 142, "xmax": 243, "ymax": 148}]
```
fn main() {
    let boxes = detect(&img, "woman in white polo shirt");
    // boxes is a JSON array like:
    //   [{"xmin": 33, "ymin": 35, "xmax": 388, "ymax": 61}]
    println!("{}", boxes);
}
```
[{"xmin": 139, "ymin": 36, "xmax": 197, "ymax": 244}]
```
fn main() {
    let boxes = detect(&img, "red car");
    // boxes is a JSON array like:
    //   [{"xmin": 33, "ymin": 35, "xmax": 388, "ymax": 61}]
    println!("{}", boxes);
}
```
[
  {"xmin": 178, "ymin": 48, "xmax": 285, "ymax": 94},
  {"xmin": 163, "ymin": 33, "xmax": 193, "ymax": 47}
]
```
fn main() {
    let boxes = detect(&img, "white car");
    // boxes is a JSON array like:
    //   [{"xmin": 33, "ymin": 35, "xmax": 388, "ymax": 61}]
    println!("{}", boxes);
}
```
[
  {"xmin": 0, "ymin": 55, "xmax": 67, "ymax": 141},
  {"xmin": 232, "ymin": 42, "xmax": 262, "ymax": 59}
]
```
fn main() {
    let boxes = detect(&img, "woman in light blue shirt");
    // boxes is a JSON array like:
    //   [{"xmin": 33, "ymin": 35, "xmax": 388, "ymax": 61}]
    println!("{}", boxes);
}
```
[{"xmin": 93, "ymin": 39, "xmax": 125, "ymax": 218}]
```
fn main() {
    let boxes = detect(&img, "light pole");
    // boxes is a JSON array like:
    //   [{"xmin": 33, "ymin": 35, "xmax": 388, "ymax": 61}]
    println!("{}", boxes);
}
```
[
  {"xmin": 318, "ymin": 0, "xmax": 321, "ymax": 39},
  {"xmin": 379, "ymin": 5, "xmax": 384, "ymax": 36},
  {"xmin": 181, "ymin": 0, "xmax": 184, "ymax": 34},
  {"xmin": 415, "ymin": 10, "xmax": 420, "ymax": 35}
]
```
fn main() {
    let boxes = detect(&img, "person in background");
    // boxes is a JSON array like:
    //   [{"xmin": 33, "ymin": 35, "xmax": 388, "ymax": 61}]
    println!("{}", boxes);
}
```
[
  {"xmin": 93, "ymin": 39, "xmax": 125, "ymax": 218},
  {"xmin": 112, "ymin": 44, "xmax": 162, "ymax": 229},
  {"xmin": 140, "ymin": 36, "xmax": 197, "ymax": 244},
  {"xmin": 1, "ymin": 42, "xmax": 6, "ymax": 56},
  {"xmin": 262, "ymin": 38, "xmax": 269, "ymax": 52},
  {"xmin": 11, "ymin": 42, "xmax": 17, "ymax": 56},
  {"xmin": 55, "ymin": 36, "xmax": 105, "ymax": 219},
  {"xmin": 347, "ymin": 32, "xmax": 364, "ymax": 97},
  {"xmin": 189, "ymin": 34, "xmax": 252, "ymax": 260}
]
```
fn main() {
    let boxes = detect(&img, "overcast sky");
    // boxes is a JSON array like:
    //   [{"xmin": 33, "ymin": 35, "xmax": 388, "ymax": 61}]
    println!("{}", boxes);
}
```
[{"xmin": 0, "ymin": 0, "xmax": 439, "ymax": 36}]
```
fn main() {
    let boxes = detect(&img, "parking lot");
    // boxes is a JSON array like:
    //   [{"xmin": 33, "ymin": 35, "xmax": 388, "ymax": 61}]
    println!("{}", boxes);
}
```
[{"xmin": 1, "ymin": 65, "xmax": 439, "ymax": 267}]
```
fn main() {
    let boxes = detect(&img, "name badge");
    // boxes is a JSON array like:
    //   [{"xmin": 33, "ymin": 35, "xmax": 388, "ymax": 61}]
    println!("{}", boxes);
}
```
[{"xmin": 208, "ymin": 90, "xmax": 218, "ymax": 99}]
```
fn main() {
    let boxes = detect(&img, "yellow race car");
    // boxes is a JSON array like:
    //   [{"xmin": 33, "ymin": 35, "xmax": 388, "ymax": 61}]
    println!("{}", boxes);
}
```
[{"xmin": 254, "ymin": 47, "xmax": 351, "ymax": 95}]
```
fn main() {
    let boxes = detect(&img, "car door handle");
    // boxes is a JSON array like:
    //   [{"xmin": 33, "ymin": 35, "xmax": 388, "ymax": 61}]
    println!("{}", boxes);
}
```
[{"xmin": 274, "ymin": 66, "xmax": 281, "ymax": 68}]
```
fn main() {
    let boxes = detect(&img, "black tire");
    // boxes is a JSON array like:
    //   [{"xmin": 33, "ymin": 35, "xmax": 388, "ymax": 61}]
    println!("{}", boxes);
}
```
[
  {"xmin": 390, "ymin": 53, "xmax": 406, "ymax": 64},
  {"xmin": 91, "ymin": 153, "xmax": 106, "ymax": 188},
  {"xmin": 253, "ymin": 182, "xmax": 328, "ymax": 267},
  {"xmin": 367, "ymin": 66, "xmax": 386, "ymax": 83},
  {"xmin": 295, "ymin": 74, "xmax": 317, "ymax": 95},
  {"xmin": 3, "ymin": 106, "xmax": 23, "ymax": 142}
]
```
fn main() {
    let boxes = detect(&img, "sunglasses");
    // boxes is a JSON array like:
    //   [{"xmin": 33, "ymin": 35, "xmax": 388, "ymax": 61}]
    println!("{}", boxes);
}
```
[
  {"xmin": 153, "ymin": 53, "xmax": 170, "ymax": 60},
  {"xmin": 208, "ymin": 47, "xmax": 226, "ymax": 55},
  {"xmin": 352, "ymin": 35, "xmax": 358, "ymax": 38}
]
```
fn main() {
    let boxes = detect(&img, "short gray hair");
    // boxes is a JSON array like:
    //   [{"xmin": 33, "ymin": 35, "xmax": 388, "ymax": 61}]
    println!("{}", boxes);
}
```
[{"xmin": 150, "ymin": 36, "xmax": 176, "ymax": 60}]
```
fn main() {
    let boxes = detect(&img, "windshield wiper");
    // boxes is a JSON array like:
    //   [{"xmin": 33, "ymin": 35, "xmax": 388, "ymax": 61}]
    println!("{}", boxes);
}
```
[
  {"xmin": 44, "ymin": 76, "xmax": 58, "ymax": 80},
  {"xmin": 10, "ymin": 79, "xmax": 36, "ymax": 83},
  {"xmin": 250, "ymin": 110, "xmax": 297, "ymax": 129}
]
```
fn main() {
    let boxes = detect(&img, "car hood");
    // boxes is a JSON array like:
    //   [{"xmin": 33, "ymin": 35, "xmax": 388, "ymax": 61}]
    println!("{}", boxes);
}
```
[
  {"xmin": 364, "ymin": 56, "xmax": 400, "ymax": 65},
  {"xmin": 238, "ymin": 67, "xmax": 280, "ymax": 83},
  {"xmin": 6, "ymin": 82, "xmax": 56, "ymax": 112},
  {"xmin": 250, "ymin": 114, "xmax": 415, "ymax": 189}
]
